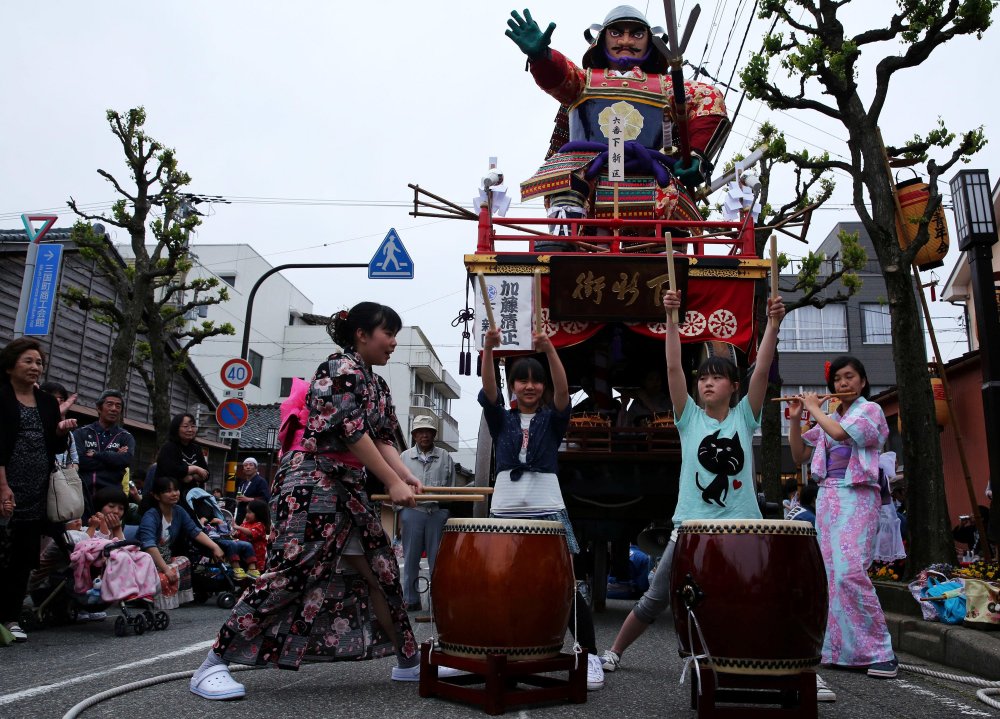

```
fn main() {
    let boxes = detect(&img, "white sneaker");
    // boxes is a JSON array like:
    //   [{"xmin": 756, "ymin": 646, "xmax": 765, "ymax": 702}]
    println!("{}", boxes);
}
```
[
  {"xmin": 89, "ymin": 611, "xmax": 108, "ymax": 621},
  {"xmin": 601, "ymin": 649, "xmax": 622, "ymax": 672},
  {"xmin": 189, "ymin": 664, "xmax": 246, "ymax": 700},
  {"xmin": 3, "ymin": 622, "xmax": 27, "ymax": 642},
  {"xmin": 391, "ymin": 664, "xmax": 464, "ymax": 682},
  {"xmin": 816, "ymin": 674, "xmax": 836, "ymax": 702},
  {"xmin": 586, "ymin": 653, "xmax": 605, "ymax": 690}
]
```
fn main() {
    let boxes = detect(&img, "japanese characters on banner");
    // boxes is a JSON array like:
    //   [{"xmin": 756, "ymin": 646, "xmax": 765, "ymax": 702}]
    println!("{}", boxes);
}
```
[
  {"xmin": 608, "ymin": 111, "xmax": 624, "ymax": 181},
  {"xmin": 476, "ymin": 274, "xmax": 535, "ymax": 351},
  {"xmin": 477, "ymin": 271, "xmax": 758, "ymax": 356}
]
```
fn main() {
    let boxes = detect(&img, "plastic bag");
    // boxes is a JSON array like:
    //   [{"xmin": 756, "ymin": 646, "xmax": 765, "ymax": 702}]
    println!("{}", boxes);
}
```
[{"xmin": 921, "ymin": 576, "xmax": 966, "ymax": 625}]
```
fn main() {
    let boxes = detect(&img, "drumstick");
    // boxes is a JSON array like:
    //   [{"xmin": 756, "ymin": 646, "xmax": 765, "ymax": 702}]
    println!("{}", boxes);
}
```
[
  {"xmin": 769, "ymin": 234, "xmax": 779, "ymax": 328},
  {"xmin": 533, "ymin": 270, "xmax": 543, "ymax": 332},
  {"xmin": 421, "ymin": 486, "xmax": 494, "ymax": 495},
  {"xmin": 665, "ymin": 232, "xmax": 678, "ymax": 323},
  {"xmin": 770, "ymin": 392, "xmax": 855, "ymax": 403},
  {"xmin": 372, "ymin": 494, "xmax": 487, "ymax": 503},
  {"xmin": 477, "ymin": 273, "xmax": 496, "ymax": 330}
]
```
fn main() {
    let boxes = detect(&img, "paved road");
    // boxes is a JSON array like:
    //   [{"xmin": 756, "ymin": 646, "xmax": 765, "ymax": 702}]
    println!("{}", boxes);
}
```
[{"xmin": 2, "ymin": 598, "xmax": 996, "ymax": 718}]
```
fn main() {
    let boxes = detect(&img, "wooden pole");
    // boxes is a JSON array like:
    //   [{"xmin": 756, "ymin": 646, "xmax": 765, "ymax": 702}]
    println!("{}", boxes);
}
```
[
  {"xmin": 769, "ymin": 233, "xmax": 779, "ymax": 328},
  {"xmin": 877, "ymin": 130, "xmax": 992, "ymax": 561},
  {"xmin": 421, "ymin": 486, "xmax": 494, "ymax": 495},
  {"xmin": 533, "ymin": 270, "xmax": 543, "ymax": 332},
  {"xmin": 372, "ymin": 494, "xmax": 487, "ymax": 503},
  {"xmin": 665, "ymin": 232, "xmax": 678, "ymax": 323},
  {"xmin": 477, "ymin": 272, "xmax": 496, "ymax": 330}
]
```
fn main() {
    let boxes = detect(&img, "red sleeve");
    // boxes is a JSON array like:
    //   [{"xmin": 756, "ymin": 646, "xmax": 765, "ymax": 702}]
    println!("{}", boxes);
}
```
[{"xmin": 529, "ymin": 49, "xmax": 586, "ymax": 106}]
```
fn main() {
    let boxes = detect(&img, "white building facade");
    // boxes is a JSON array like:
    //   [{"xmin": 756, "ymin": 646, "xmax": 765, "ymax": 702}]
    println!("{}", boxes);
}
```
[{"xmin": 178, "ymin": 244, "xmax": 462, "ymax": 451}]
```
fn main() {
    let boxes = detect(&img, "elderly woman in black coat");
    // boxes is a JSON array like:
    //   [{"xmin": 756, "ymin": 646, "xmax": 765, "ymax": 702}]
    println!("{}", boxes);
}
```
[{"xmin": 0, "ymin": 338, "xmax": 76, "ymax": 642}]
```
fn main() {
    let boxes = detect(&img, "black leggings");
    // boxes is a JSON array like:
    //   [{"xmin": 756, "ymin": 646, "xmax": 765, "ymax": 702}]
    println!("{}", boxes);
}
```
[
  {"xmin": 567, "ymin": 587, "xmax": 597, "ymax": 654},
  {"xmin": 0, "ymin": 519, "xmax": 45, "ymax": 623}
]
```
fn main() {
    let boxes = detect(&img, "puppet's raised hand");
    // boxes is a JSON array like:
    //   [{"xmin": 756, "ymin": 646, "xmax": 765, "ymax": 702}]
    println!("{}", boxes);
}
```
[{"xmin": 506, "ymin": 9, "xmax": 555, "ymax": 60}]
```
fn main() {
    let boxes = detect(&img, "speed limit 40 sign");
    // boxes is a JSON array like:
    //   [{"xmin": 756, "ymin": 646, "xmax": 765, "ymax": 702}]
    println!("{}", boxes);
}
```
[{"xmin": 220, "ymin": 358, "xmax": 253, "ymax": 389}]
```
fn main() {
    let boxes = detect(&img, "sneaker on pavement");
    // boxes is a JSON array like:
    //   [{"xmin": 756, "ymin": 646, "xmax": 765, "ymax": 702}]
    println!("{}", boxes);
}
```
[
  {"xmin": 3, "ymin": 622, "xmax": 27, "ymax": 642},
  {"xmin": 391, "ymin": 664, "xmax": 463, "ymax": 682},
  {"xmin": 76, "ymin": 611, "xmax": 93, "ymax": 622},
  {"xmin": 88, "ymin": 611, "xmax": 108, "ymax": 621},
  {"xmin": 867, "ymin": 658, "xmax": 898, "ymax": 678},
  {"xmin": 587, "ymin": 653, "xmax": 605, "ymax": 690},
  {"xmin": 601, "ymin": 649, "xmax": 622, "ymax": 672},
  {"xmin": 815, "ymin": 674, "xmax": 836, "ymax": 702},
  {"xmin": 189, "ymin": 664, "xmax": 246, "ymax": 700}
]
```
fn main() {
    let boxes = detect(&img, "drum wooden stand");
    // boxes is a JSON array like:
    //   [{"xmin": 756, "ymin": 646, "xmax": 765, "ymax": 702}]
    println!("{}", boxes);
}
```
[
  {"xmin": 689, "ymin": 665, "xmax": 818, "ymax": 719},
  {"xmin": 418, "ymin": 641, "xmax": 587, "ymax": 715}
]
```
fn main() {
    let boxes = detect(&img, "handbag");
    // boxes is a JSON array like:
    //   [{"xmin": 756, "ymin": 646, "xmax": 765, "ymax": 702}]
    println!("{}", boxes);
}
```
[
  {"xmin": 921, "ymin": 575, "xmax": 967, "ymax": 625},
  {"xmin": 963, "ymin": 578, "xmax": 1000, "ymax": 629},
  {"xmin": 47, "ymin": 464, "xmax": 85, "ymax": 523}
]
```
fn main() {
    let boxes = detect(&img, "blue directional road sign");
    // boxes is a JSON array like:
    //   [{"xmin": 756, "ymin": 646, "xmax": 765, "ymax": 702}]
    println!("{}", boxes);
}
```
[
  {"xmin": 369, "ymin": 228, "xmax": 414, "ymax": 279},
  {"xmin": 24, "ymin": 244, "xmax": 64, "ymax": 336}
]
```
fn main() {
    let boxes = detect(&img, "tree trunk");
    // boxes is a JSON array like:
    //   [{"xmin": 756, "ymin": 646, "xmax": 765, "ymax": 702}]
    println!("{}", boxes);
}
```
[
  {"xmin": 145, "ymin": 314, "xmax": 174, "ymax": 447},
  {"xmin": 855, "ymin": 131, "xmax": 955, "ymax": 572},
  {"xmin": 760, "ymin": 381, "xmax": 784, "ymax": 512},
  {"xmin": 107, "ymin": 276, "xmax": 147, "ymax": 390}
]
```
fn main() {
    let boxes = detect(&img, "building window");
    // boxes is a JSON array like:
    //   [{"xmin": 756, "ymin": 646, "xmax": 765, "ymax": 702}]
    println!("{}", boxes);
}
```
[
  {"xmin": 279, "ymin": 377, "xmax": 293, "ymax": 397},
  {"xmin": 781, "ymin": 305, "xmax": 848, "ymax": 352},
  {"xmin": 219, "ymin": 273, "xmax": 236, "ymax": 288},
  {"xmin": 861, "ymin": 303, "xmax": 892, "ymax": 344},
  {"xmin": 247, "ymin": 349, "xmax": 263, "ymax": 388}
]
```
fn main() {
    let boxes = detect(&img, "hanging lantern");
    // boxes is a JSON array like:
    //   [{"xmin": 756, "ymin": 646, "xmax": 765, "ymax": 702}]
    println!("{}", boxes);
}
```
[
  {"xmin": 895, "ymin": 178, "xmax": 950, "ymax": 270},
  {"xmin": 930, "ymin": 376, "xmax": 950, "ymax": 427}
]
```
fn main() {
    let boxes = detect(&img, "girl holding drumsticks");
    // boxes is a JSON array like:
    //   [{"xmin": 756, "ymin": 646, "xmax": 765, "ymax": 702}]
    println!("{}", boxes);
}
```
[
  {"xmin": 787, "ymin": 355, "xmax": 897, "ymax": 679},
  {"xmin": 601, "ymin": 289, "xmax": 786, "ymax": 677},
  {"xmin": 479, "ymin": 325, "xmax": 605, "ymax": 691}
]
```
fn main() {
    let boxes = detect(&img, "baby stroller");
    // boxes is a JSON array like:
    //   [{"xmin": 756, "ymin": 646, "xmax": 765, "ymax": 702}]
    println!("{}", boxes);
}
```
[
  {"xmin": 187, "ymin": 488, "xmax": 244, "ymax": 609},
  {"xmin": 26, "ymin": 532, "xmax": 169, "ymax": 637}
]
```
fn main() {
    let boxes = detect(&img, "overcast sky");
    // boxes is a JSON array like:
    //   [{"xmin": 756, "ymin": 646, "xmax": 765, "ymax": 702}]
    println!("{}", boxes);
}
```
[{"xmin": 3, "ymin": 1, "xmax": 998, "ymax": 454}]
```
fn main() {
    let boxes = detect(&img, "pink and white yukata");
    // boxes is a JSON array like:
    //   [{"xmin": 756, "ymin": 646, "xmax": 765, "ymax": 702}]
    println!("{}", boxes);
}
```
[{"xmin": 802, "ymin": 397, "xmax": 895, "ymax": 667}]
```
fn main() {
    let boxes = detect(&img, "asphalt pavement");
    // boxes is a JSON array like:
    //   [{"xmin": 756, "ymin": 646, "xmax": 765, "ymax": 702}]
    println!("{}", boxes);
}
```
[{"xmin": 2, "ymin": 596, "xmax": 998, "ymax": 719}]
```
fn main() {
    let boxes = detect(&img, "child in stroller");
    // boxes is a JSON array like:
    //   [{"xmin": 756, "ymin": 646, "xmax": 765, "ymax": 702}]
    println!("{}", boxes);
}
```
[
  {"xmin": 26, "ymin": 488, "xmax": 168, "ymax": 636},
  {"xmin": 185, "ymin": 488, "xmax": 248, "ymax": 609},
  {"xmin": 189, "ymin": 488, "xmax": 260, "ymax": 581}
]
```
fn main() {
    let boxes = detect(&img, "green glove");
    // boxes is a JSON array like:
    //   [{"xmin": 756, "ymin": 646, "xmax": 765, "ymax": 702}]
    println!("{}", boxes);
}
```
[
  {"xmin": 673, "ymin": 156, "xmax": 704, "ymax": 189},
  {"xmin": 505, "ymin": 9, "xmax": 555, "ymax": 60}
]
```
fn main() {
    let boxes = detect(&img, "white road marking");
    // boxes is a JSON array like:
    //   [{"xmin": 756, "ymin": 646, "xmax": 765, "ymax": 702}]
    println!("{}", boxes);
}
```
[{"xmin": 0, "ymin": 639, "xmax": 215, "ymax": 705}]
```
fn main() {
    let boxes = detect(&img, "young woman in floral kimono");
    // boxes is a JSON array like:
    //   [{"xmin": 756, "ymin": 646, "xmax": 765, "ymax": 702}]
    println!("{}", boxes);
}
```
[
  {"xmin": 190, "ymin": 302, "xmax": 456, "ymax": 700},
  {"xmin": 788, "ymin": 355, "xmax": 898, "ymax": 681}
]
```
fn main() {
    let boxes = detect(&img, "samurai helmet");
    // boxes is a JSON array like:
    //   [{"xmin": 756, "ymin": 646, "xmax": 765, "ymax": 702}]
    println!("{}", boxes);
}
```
[{"xmin": 582, "ymin": 5, "xmax": 668, "ymax": 73}]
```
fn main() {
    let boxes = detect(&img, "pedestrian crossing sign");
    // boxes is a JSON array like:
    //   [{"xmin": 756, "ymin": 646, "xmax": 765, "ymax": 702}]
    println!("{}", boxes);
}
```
[{"xmin": 369, "ymin": 228, "xmax": 414, "ymax": 279}]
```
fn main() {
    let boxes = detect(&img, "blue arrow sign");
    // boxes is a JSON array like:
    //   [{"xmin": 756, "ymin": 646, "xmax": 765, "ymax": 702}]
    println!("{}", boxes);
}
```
[
  {"xmin": 24, "ymin": 244, "xmax": 64, "ymax": 336},
  {"xmin": 369, "ymin": 228, "xmax": 414, "ymax": 279}
]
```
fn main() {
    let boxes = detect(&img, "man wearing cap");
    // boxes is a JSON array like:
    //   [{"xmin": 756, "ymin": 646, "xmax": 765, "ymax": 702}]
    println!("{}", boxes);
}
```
[
  {"xmin": 234, "ymin": 457, "xmax": 270, "ymax": 524},
  {"xmin": 507, "ymin": 6, "xmax": 728, "ymax": 238},
  {"xmin": 73, "ymin": 389, "xmax": 135, "ymax": 519},
  {"xmin": 397, "ymin": 415, "xmax": 456, "ymax": 611}
]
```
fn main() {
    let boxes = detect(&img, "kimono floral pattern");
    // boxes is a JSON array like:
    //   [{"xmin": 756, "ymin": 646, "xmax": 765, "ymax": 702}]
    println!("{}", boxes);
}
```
[
  {"xmin": 214, "ymin": 352, "xmax": 414, "ymax": 669},
  {"xmin": 802, "ymin": 397, "xmax": 894, "ymax": 666}
]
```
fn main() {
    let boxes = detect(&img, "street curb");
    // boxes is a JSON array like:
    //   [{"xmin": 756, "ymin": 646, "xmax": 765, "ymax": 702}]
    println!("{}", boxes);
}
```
[
  {"xmin": 875, "ymin": 581, "xmax": 1000, "ymax": 679},
  {"xmin": 885, "ymin": 611, "xmax": 1000, "ymax": 679}
]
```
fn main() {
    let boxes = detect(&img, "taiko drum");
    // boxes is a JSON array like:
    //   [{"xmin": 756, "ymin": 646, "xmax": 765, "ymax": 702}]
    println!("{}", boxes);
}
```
[
  {"xmin": 670, "ymin": 519, "xmax": 828, "ymax": 675},
  {"xmin": 431, "ymin": 518, "xmax": 574, "ymax": 660}
]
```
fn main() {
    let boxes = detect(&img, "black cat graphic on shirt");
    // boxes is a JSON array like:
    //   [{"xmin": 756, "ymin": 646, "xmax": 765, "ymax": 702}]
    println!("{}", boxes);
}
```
[{"xmin": 694, "ymin": 430, "xmax": 745, "ymax": 507}]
